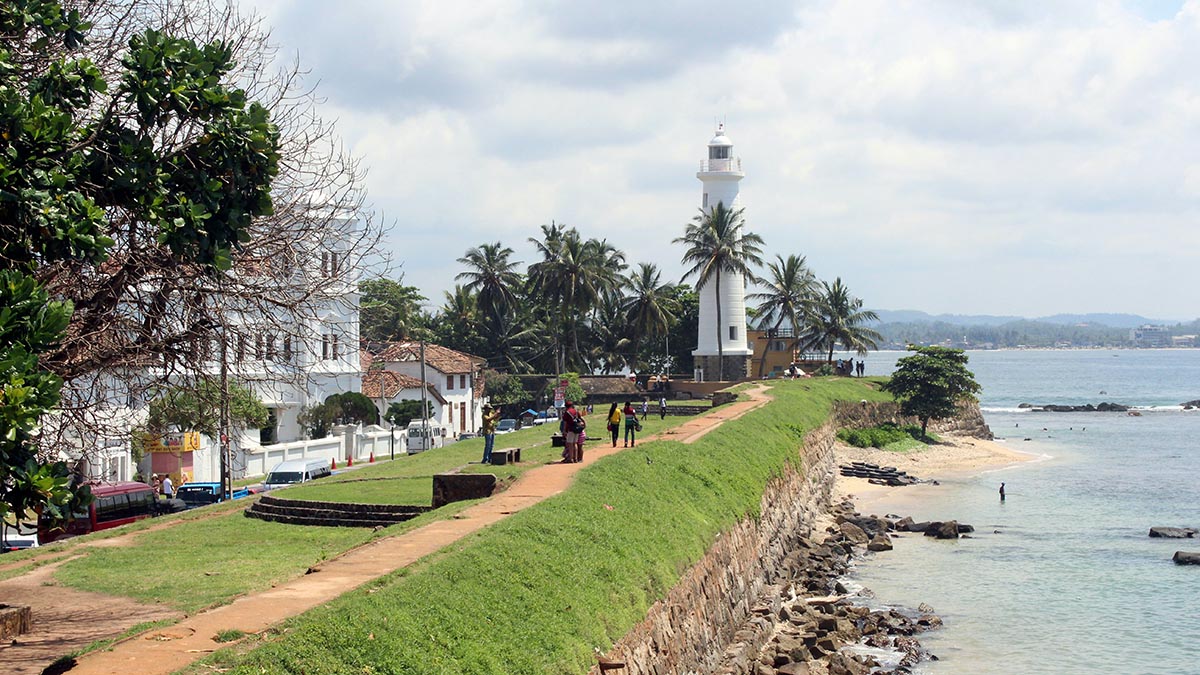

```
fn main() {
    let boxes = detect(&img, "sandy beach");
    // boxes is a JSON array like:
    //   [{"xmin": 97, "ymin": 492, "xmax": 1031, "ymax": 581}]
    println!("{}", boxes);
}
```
[{"xmin": 833, "ymin": 435, "xmax": 1042, "ymax": 515}]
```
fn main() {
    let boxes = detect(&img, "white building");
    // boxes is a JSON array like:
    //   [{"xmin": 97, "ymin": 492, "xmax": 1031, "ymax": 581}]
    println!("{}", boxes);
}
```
[
  {"xmin": 67, "ymin": 208, "xmax": 364, "ymax": 485},
  {"xmin": 1130, "ymin": 325, "xmax": 1170, "ymax": 348},
  {"xmin": 365, "ymin": 342, "xmax": 486, "ymax": 439},
  {"xmin": 693, "ymin": 124, "xmax": 753, "ymax": 382}
]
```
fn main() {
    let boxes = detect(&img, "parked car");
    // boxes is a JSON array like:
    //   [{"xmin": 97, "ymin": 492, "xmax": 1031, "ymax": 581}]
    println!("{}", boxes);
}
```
[
  {"xmin": 175, "ymin": 482, "xmax": 255, "ymax": 509},
  {"xmin": 263, "ymin": 458, "xmax": 333, "ymax": 491},
  {"xmin": 531, "ymin": 410, "xmax": 560, "ymax": 426},
  {"xmin": 2, "ymin": 525, "xmax": 38, "ymax": 553},
  {"xmin": 496, "ymin": 418, "xmax": 518, "ymax": 434}
]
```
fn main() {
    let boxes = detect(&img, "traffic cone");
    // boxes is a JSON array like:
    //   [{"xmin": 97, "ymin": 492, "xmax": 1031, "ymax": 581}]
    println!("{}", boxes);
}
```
[
  {"xmin": 331, "ymin": 458, "xmax": 337, "ymax": 470},
  {"xmin": 369, "ymin": 452, "xmax": 375, "ymax": 463},
  {"xmin": 347, "ymin": 456, "xmax": 353, "ymax": 467}
]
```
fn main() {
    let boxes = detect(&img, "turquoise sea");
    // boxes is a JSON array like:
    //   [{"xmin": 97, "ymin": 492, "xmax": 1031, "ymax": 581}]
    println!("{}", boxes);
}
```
[{"xmin": 848, "ymin": 349, "xmax": 1200, "ymax": 675}]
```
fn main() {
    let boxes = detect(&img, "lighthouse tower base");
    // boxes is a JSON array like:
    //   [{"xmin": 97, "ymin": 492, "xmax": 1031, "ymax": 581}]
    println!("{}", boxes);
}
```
[{"xmin": 692, "ymin": 354, "xmax": 753, "ymax": 383}]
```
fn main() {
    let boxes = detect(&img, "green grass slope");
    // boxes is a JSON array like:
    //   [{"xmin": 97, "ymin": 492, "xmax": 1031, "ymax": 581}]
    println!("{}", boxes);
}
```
[{"xmin": 203, "ymin": 378, "xmax": 887, "ymax": 675}]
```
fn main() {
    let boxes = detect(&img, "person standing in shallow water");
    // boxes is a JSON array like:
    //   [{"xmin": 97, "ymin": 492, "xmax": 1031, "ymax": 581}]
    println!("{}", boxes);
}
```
[{"xmin": 999, "ymin": 482, "xmax": 1006, "ymax": 502}]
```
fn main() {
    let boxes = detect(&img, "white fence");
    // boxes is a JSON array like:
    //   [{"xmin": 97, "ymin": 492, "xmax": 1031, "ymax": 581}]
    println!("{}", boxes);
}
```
[{"xmin": 239, "ymin": 424, "xmax": 402, "ymax": 479}]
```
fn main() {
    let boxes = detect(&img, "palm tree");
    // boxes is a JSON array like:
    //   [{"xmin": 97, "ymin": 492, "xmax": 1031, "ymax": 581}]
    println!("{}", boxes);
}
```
[
  {"xmin": 585, "ymin": 292, "xmax": 633, "ymax": 373},
  {"xmin": 747, "ymin": 254, "xmax": 817, "ymax": 376},
  {"xmin": 622, "ymin": 263, "xmax": 679, "ymax": 371},
  {"xmin": 801, "ymin": 277, "xmax": 882, "ymax": 365},
  {"xmin": 527, "ymin": 225, "xmax": 625, "ymax": 372},
  {"xmin": 456, "ymin": 242, "xmax": 522, "ymax": 330},
  {"xmin": 674, "ymin": 202, "xmax": 764, "ymax": 379}
]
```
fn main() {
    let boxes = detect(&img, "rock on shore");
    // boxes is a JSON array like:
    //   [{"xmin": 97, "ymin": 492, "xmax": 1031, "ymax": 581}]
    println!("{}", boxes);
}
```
[{"xmin": 717, "ymin": 501, "xmax": 943, "ymax": 675}]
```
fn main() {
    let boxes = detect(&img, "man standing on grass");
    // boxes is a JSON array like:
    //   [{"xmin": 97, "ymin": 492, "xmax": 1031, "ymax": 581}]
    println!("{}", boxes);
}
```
[
  {"xmin": 481, "ymin": 405, "xmax": 500, "ymax": 464},
  {"xmin": 161, "ymin": 474, "xmax": 174, "ymax": 499},
  {"xmin": 660, "ymin": 395, "xmax": 667, "ymax": 420}
]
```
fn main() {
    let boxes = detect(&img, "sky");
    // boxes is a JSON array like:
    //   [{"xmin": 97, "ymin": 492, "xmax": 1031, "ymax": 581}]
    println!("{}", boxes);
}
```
[{"xmin": 238, "ymin": 0, "xmax": 1198, "ymax": 321}]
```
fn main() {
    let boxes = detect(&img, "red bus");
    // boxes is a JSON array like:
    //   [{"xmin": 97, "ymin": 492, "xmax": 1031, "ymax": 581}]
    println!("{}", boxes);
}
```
[{"xmin": 38, "ymin": 481, "xmax": 159, "ymax": 544}]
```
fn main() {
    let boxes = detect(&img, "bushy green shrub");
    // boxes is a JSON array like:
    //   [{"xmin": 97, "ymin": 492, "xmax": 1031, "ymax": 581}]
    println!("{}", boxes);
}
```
[{"xmin": 837, "ymin": 422, "xmax": 924, "ymax": 448}]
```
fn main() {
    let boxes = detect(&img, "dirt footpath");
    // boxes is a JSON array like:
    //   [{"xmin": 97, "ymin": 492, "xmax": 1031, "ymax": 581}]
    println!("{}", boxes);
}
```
[{"xmin": 4, "ymin": 387, "xmax": 770, "ymax": 675}]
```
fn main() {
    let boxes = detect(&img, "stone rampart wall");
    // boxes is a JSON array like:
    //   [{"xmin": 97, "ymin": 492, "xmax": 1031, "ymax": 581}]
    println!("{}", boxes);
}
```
[
  {"xmin": 592, "ymin": 400, "xmax": 992, "ymax": 675},
  {"xmin": 591, "ymin": 422, "xmax": 839, "ymax": 675}
]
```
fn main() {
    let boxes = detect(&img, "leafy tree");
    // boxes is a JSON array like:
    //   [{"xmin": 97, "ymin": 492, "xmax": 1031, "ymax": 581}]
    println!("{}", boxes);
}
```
[
  {"xmin": 675, "ymin": 202, "xmax": 764, "ymax": 378},
  {"xmin": 384, "ymin": 400, "xmax": 433, "ymax": 428},
  {"xmin": 641, "ymin": 283, "xmax": 698, "ymax": 375},
  {"xmin": 360, "ymin": 276, "xmax": 429, "ymax": 343},
  {"xmin": 748, "ymin": 254, "xmax": 817, "ymax": 376},
  {"xmin": 0, "ymin": 0, "xmax": 278, "ymax": 527},
  {"xmin": 546, "ymin": 372, "xmax": 586, "ymax": 406},
  {"xmin": 481, "ymin": 370, "xmax": 529, "ymax": 407},
  {"xmin": 0, "ymin": 271, "xmax": 86, "ymax": 530},
  {"xmin": 147, "ymin": 379, "xmax": 269, "ymax": 438},
  {"xmin": 802, "ymin": 277, "xmax": 883, "ymax": 364},
  {"xmin": 300, "ymin": 392, "xmax": 380, "ymax": 438},
  {"xmin": 881, "ymin": 346, "xmax": 982, "ymax": 436}
]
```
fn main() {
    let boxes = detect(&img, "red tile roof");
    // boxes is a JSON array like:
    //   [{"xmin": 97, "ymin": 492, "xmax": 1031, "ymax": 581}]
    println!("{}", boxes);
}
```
[
  {"xmin": 373, "ymin": 342, "xmax": 484, "ymax": 374},
  {"xmin": 361, "ymin": 370, "xmax": 447, "ymax": 405}
]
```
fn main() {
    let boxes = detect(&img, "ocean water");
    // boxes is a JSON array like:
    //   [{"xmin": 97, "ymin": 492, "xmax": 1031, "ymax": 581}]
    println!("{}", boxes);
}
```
[{"xmin": 846, "ymin": 349, "xmax": 1200, "ymax": 675}]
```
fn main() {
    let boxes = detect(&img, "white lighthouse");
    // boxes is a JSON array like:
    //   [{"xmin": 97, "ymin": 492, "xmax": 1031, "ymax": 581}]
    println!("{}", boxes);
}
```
[{"xmin": 692, "ymin": 124, "xmax": 753, "ymax": 382}]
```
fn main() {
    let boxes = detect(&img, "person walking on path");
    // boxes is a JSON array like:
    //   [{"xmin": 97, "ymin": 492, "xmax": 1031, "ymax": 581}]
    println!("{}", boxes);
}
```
[
  {"xmin": 999, "ymin": 482, "xmax": 1006, "ymax": 502},
  {"xmin": 480, "ymin": 405, "xmax": 501, "ymax": 464},
  {"xmin": 607, "ymin": 402, "xmax": 622, "ymax": 448},
  {"xmin": 659, "ymin": 395, "xmax": 667, "ymax": 420},
  {"xmin": 641, "ymin": 397, "xmax": 649, "ymax": 419},
  {"xmin": 623, "ymin": 401, "xmax": 639, "ymax": 447}
]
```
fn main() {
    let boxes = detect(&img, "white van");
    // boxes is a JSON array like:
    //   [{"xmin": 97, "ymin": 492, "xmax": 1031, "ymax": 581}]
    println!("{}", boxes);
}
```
[
  {"xmin": 405, "ymin": 420, "xmax": 446, "ymax": 454},
  {"xmin": 263, "ymin": 458, "xmax": 333, "ymax": 491}
]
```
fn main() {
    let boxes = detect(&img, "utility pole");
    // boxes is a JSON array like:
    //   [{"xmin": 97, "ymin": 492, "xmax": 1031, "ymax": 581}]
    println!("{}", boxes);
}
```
[
  {"xmin": 219, "ymin": 320, "xmax": 231, "ymax": 501},
  {"xmin": 419, "ymin": 340, "xmax": 429, "ymax": 451}
]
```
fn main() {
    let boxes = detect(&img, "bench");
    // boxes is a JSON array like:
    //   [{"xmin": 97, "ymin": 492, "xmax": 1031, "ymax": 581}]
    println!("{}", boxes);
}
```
[{"xmin": 489, "ymin": 448, "xmax": 521, "ymax": 465}]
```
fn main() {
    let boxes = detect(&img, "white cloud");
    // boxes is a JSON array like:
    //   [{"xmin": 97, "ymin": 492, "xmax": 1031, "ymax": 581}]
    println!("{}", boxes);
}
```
[{"xmin": 238, "ymin": 0, "xmax": 1199, "ymax": 319}]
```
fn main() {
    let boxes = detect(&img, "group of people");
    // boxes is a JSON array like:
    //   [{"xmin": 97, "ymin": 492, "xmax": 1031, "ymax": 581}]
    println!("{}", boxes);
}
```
[
  {"xmin": 479, "ymin": 395, "xmax": 672, "ymax": 466},
  {"xmin": 151, "ymin": 472, "xmax": 179, "ymax": 498},
  {"xmin": 834, "ymin": 359, "xmax": 867, "ymax": 377}
]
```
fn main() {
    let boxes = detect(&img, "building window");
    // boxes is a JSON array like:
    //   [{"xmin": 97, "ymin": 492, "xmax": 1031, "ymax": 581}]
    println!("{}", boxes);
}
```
[
  {"xmin": 236, "ymin": 334, "xmax": 246, "ymax": 362},
  {"xmin": 255, "ymin": 334, "xmax": 263, "ymax": 359},
  {"xmin": 703, "ymin": 192, "xmax": 708, "ymax": 208},
  {"xmin": 320, "ymin": 251, "xmax": 340, "ymax": 278},
  {"xmin": 321, "ymin": 333, "xmax": 340, "ymax": 360},
  {"xmin": 729, "ymin": 325, "xmax": 738, "ymax": 341},
  {"xmin": 459, "ymin": 374, "xmax": 466, "ymax": 389},
  {"xmin": 264, "ymin": 334, "xmax": 276, "ymax": 360},
  {"xmin": 446, "ymin": 375, "xmax": 454, "ymax": 390},
  {"xmin": 283, "ymin": 336, "xmax": 293, "ymax": 361}
]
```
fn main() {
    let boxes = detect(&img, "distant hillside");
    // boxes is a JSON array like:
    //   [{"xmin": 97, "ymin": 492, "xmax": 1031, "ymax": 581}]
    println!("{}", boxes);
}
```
[
  {"xmin": 1034, "ymin": 313, "xmax": 1166, "ymax": 328},
  {"xmin": 870, "ymin": 309, "xmax": 1176, "ymax": 328},
  {"xmin": 871, "ymin": 309, "xmax": 1022, "ymax": 326}
]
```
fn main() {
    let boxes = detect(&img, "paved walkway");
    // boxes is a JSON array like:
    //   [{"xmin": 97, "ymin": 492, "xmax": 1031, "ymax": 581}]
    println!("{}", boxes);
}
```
[{"xmin": 18, "ymin": 387, "xmax": 771, "ymax": 675}]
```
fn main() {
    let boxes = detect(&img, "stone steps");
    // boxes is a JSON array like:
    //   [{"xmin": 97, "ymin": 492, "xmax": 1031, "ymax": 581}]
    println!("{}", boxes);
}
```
[{"xmin": 245, "ymin": 494, "xmax": 430, "ymax": 528}]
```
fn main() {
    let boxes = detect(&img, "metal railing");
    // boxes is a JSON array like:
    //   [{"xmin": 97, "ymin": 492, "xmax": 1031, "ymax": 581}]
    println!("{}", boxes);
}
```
[{"xmin": 699, "ymin": 157, "xmax": 742, "ymax": 173}]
